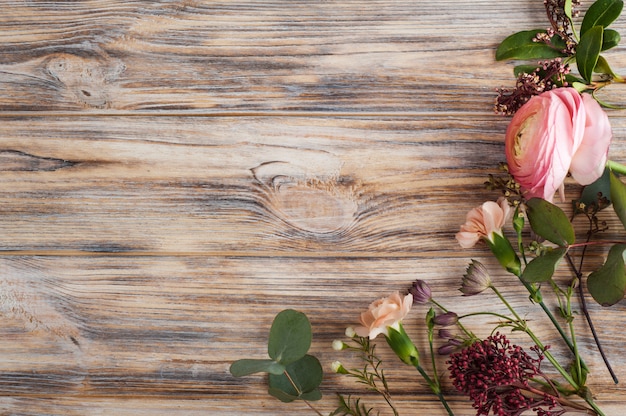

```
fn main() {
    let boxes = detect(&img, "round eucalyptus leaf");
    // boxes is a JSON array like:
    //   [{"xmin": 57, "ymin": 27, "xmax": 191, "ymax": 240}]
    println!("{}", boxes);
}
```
[{"xmin": 268, "ymin": 309, "xmax": 312, "ymax": 365}]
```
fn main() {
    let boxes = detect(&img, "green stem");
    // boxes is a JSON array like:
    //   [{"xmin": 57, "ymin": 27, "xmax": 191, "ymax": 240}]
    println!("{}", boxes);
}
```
[
  {"xmin": 414, "ymin": 364, "xmax": 455, "ymax": 416},
  {"xmin": 566, "ymin": 286, "xmax": 583, "ymax": 387},
  {"xmin": 430, "ymin": 299, "xmax": 476, "ymax": 340},
  {"xmin": 282, "ymin": 371, "xmax": 324, "ymax": 416},
  {"xmin": 516, "ymin": 273, "xmax": 590, "ymax": 373},
  {"xmin": 607, "ymin": 160, "xmax": 626, "ymax": 175},
  {"xmin": 491, "ymin": 286, "xmax": 580, "ymax": 390}
]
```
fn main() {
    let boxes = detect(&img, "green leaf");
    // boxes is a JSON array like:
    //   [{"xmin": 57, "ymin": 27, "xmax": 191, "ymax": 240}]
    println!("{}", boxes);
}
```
[
  {"xmin": 496, "ymin": 30, "xmax": 568, "ymax": 60},
  {"xmin": 521, "ymin": 247, "xmax": 568, "ymax": 283},
  {"xmin": 513, "ymin": 64, "xmax": 542, "ymax": 77},
  {"xmin": 581, "ymin": 0, "xmax": 624, "ymax": 34},
  {"xmin": 610, "ymin": 171, "xmax": 626, "ymax": 228},
  {"xmin": 579, "ymin": 173, "xmax": 611, "ymax": 207},
  {"xmin": 587, "ymin": 244, "xmax": 626, "ymax": 306},
  {"xmin": 578, "ymin": 167, "xmax": 611, "ymax": 209},
  {"xmin": 268, "ymin": 309, "xmax": 312, "ymax": 365},
  {"xmin": 526, "ymin": 198, "xmax": 575, "ymax": 246},
  {"xmin": 229, "ymin": 359, "xmax": 285, "ymax": 377},
  {"xmin": 268, "ymin": 355, "xmax": 324, "ymax": 402},
  {"xmin": 577, "ymin": 26, "xmax": 604, "ymax": 82},
  {"xmin": 565, "ymin": 0, "xmax": 574, "ymax": 19},
  {"xmin": 601, "ymin": 29, "xmax": 621, "ymax": 50}
]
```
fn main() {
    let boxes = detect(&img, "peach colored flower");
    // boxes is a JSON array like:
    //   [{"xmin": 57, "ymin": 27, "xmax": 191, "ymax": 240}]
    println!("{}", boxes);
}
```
[
  {"xmin": 354, "ymin": 292, "xmax": 413, "ymax": 339},
  {"xmin": 456, "ymin": 198, "xmax": 511, "ymax": 248},
  {"xmin": 505, "ymin": 88, "xmax": 611, "ymax": 202}
]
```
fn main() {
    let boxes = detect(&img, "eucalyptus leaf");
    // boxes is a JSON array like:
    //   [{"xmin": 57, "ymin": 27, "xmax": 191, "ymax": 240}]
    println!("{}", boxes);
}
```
[
  {"xmin": 267, "ymin": 387, "xmax": 299, "ymax": 403},
  {"xmin": 268, "ymin": 354, "xmax": 324, "ymax": 402},
  {"xmin": 526, "ymin": 198, "xmax": 575, "ymax": 246},
  {"xmin": 581, "ymin": 0, "xmax": 624, "ymax": 34},
  {"xmin": 577, "ymin": 26, "xmax": 603, "ymax": 82},
  {"xmin": 610, "ymin": 170, "xmax": 626, "ymax": 229},
  {"xmin": 496, "ymin": 30, "xmax": 568, "ymax": 60},
  {"xmin": 229, "ymin": 359, "xmax": 285, "ymax": 377},
  {"xmin": 601, "ymin": 29, "xmax": 621, "ymax": 51},
  {"xmin": 578, "ymin": 167, "xmax": 611, "ymax": 209},
  {"xmin": 268, "ymin": 309, "xmax": 312, "ymax": 365},
  {"xmin": 521, "ymin": 247, "xmax": 568, "ymax": 283},
  {"xmin": 587, "ymin": 244, "xmax": 626, "ymax": 306}
]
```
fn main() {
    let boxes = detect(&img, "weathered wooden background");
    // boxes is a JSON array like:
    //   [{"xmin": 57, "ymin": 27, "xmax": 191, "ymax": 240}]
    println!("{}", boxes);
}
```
[{"xmin": 2, "ymin": 1, "xmax": 626, "ymax": 414}]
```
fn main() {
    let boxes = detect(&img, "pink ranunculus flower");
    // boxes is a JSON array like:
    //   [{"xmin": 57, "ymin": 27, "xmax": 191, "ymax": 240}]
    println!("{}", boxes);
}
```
[
  {"xmin": 354, "ymin": 292, "xmax": 413, "ymax": 339},
  {"xmin": 505, "ymin": 87, "xmax": 612, "ymax": 202},
  {"xmin": 455, "ymin": 197, "xmax": 511, "ymax": 249}
]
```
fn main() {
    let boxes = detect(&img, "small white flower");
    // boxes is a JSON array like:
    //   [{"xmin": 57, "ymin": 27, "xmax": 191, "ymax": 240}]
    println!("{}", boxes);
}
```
[{"xmin": 332, "ymin": 340, "xmax": 346, "ymax": 351}]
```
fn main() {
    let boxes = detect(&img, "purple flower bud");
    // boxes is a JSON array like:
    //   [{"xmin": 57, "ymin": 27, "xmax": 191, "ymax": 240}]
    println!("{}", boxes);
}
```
[
  {"xmin": 438, "ymin": 328, "xmax": 455, "ymax": 340},
  {"xmin": 438, "ymin": 342, "xmax": 458, "ymax": 356},
  {"xmin": 460, "ymin": 260, "xmax": 492, "ymax": 296},
  {"xmin": 433, "ymin": 311, "xmax": 458, "ymax": 326},
  {"xmin": 409, "ymin": 279, "xmax": 432, "ymax": 304}
]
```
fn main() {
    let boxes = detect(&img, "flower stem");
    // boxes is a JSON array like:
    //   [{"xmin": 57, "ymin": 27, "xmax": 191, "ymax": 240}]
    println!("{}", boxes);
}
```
[
  {"xmin": 282, "ymin": 370, "xmax": 324, "ymax": 416},
  {"xmin": 516, "ymin": 273, "xmax": 590, "ymax": 373},
  {"xmin": 430, "ymin": 299, "xmax": 475, "ymax": 340},
  {"xmin": 565, "ymin": 253, "xmax": 619, "ymax": 384},
  {"xmin": 414, "ymin": 364, "xmax": 455, "ymax": 416},
  {"xmin": 491, "ymin": 286, "xmax": 580, "ymax": 390},
  {"xmin": 607, "ymin": 160, "xmax": 626, "ymax": 175}
]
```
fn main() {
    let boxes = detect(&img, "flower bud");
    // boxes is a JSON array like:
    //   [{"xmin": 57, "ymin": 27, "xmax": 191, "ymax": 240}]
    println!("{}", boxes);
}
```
[
  {"xmin": 345, "ymin": 327, "xmax": 356, "ymax": 338},
  {"xmin": 438, "ymin": 328, "xmax": 455, "ymax": 339},
  {"xmin": 460, "ymin": 260, "xmax": 492, "ymax": 296},
  {"xmin": 331, "ymin": 361, "xmax": 349, "ymax": 374},
  {"xmin": 409, "ymin": 279, "xmax": 432, "ymax": 304},
  {"xmin": 385, "ymin": 322, "xmax": 420, "ymax": 366},
  {"xmin": 332, "ymin": 340, "xmax": 347, "ymax": 351},
  {"xmin": 433, "ymin": 311, "xmax": 458, "ymax": 326},
  {"xmin": 486, "ymin": 232, "xmax": 521, "ymax": 276}
]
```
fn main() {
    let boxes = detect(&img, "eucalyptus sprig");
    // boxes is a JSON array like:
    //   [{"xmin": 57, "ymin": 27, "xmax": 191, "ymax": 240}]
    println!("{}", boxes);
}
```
[{"xmin": 229, "ymin": 309, "xmax": 324, "ymax": 410}]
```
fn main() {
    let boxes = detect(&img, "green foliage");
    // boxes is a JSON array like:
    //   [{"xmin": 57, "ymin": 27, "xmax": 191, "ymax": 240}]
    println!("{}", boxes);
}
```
[
  {"xmin": 331, "ymin": 395, "xmax": 376, "ymax": 416},
  {"xmin": 610, "ymin": 171, "xmax": 626, "ymax": 229},
  {"xmin": 521, "ymin": 247, "xmax": 568, "ymax": 283},
  {"xmin": 580, "ymin": 0, "xmax": 624, "ymax": 35},
  {"xmin": 587, "ymin": 244, "xmax": 626, "ymax": 306},
  {"xmin": 576, "ymin": 26, "xmax": 604, "ymax": 82},
  {"xmin": 268, "ymin": 309, "xmax": 312, "ymax": 365},
  {"xmin": 579, "ymin": 168, "xmax": 612, "ymax": 210},
  {"xmin": 495, "ymin": 30, "xmax": 568, "ymax": 61},
  {"xmin": 229, "ymin": 309, "xmax": 323, "ymax": 403},
  {"xmin": 268, "ymin": 354, "xmax": 323, "ymax": 402},
  {"xmin": 526, "ymin": 198, "xmax": 575, "ymax": 246},
  {"xmin": 229, "ymin": 359, "xmax": 285, "ymax": 377},
  {"xmin": 601, "ymin": 29, "xmax": 621, "ymax": 51}
]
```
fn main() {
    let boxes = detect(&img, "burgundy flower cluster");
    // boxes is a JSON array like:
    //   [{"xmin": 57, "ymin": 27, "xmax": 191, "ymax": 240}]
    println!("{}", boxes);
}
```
[
  {"xmin": 495, "ymin": 59, "xmax": 570, "ymax": 115},
  {"xmin": 448, "ymin": 333, "xmax": 566, "ymax": 416}
]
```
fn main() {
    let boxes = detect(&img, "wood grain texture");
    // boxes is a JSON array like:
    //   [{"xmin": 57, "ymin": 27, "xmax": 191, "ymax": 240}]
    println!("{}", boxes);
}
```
[
  {"xmin": 0, "ymin": 255, "xmax": 624, "ymax": 415},
  {"xmin": 2, "ymin": 0, "xmax": 626, "ymax": 414},
  {"xmin": 0, "ymin": 116, "xmax": 625, "ymax": 255},
  {"xmin": 1, "ymin": 0, "xmax": 624, "ymax": 113}
]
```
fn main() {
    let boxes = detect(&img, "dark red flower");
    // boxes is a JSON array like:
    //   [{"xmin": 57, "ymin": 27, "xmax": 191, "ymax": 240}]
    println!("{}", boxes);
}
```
[{"xmin": 447, "ymin": 333, "xmax": 566, "ymax": 416}]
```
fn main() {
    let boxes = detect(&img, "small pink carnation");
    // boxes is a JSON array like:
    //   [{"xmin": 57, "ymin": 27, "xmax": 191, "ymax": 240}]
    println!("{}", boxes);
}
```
[{"xmin": 456, "ymin": 198, "xmax": 511, "ymax": 248}]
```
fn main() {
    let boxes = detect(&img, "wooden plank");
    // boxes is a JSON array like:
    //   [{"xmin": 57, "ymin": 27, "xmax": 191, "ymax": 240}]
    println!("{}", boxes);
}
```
[
  {"xmin": 0, "ymin": 255, "xmax": 623, "ymax": 414},
  {"xmin": 4, "ymin": 0, "xmax": 624, "ymax": 113},
  {"xmin": 2, "ymin": 115, "xmax": 625, "ymax": 254},
  {"xmin": 0, "ymin": 115, "xmax": 511, "ymax": 253}
]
